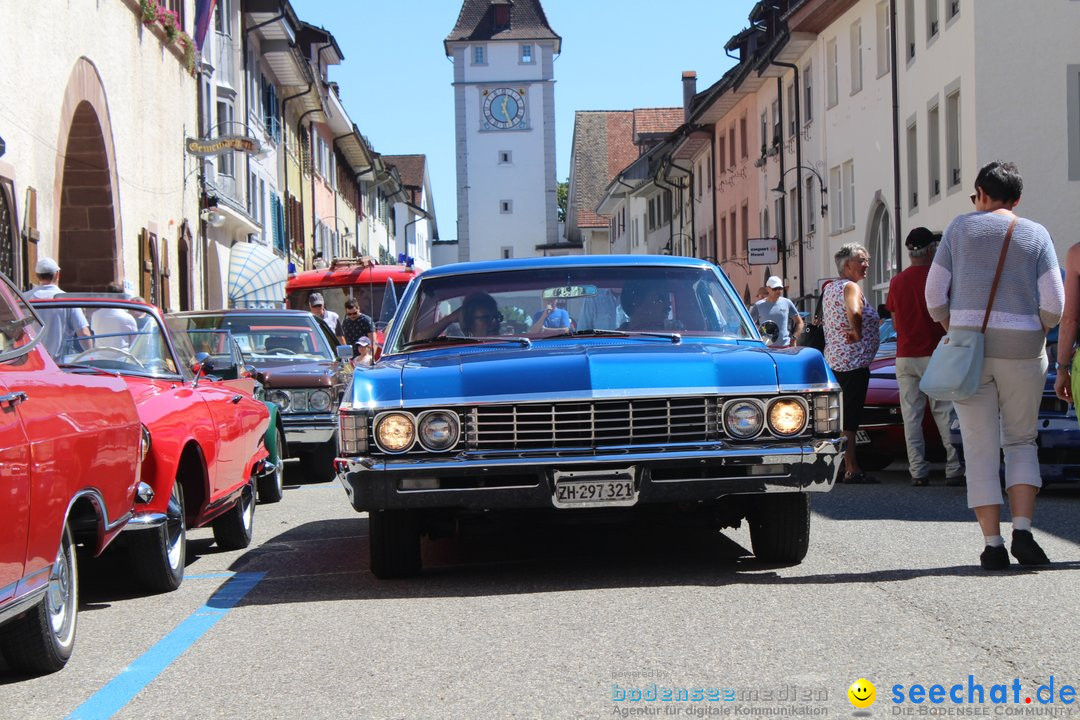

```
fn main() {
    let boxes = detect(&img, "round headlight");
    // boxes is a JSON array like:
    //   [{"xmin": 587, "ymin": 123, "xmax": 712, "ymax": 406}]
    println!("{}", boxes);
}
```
[
  {"xmin": 417, "ymin": 410, "xmax": 460, "ymax": 451},
  {"xmin": 267, "ymin": 389, "xmax": 291, "ymax": 412},
  {"xmin": 723, "ymin": 399, "xmax": 764, "ymax": 439},
  {"xmin": 308, "ymin": 389, "xmax": 333, "ymax": 412},
  {"xmin": 768, "ymin": 398, "xmax": 807, "ymax": 436},
  {"xmin": 375, "ymin": 412, "xmax": 416, "ymax": 453}
]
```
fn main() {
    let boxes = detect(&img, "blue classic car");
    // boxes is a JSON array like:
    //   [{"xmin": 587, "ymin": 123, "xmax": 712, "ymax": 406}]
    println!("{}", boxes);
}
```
[{"xmin": 335, "ymin": 256, "xmax": 844, "ymax": 577}]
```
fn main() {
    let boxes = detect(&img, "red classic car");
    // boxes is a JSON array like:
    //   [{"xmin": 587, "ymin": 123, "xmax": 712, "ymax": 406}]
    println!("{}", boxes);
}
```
[
  {"xmin": 30, "ymin": 295, "xmax": 272, "ymax": 593},
  {"xmin": 0, "ymin": 276, "xmax": 144, "ymax": 674}
]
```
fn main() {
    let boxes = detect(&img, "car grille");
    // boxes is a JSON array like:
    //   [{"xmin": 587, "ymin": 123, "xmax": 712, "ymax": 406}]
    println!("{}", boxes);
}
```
[
  {"xmin": 861, "ymin": 404, "xmax": 901, "ymax": 428},
  {"xmin": 466, "ymin": 397, "xmax": 721, "ymax": 451}
]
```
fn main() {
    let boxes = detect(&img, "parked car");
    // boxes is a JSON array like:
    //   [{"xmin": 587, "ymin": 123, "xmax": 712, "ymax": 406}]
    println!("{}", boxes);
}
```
[
  {"xmin": 285, "ymin": 258, "xmax": 420, "ymax": 346},
  {"xmin": 169, "ymin": 310, "xmax": 352, "ymax": 483},
  {"xmin": 30, "ymin": 295, "xmax": 271, "ymax": 593},
  {"xmin": 0, "ymin": 275, "xmax": 144, "ymax": 673},
  {"xmin": 335, "ymin": 256, "xmax": 845, "ymax": 578},
  {"xmin": 169, "ymin": 326, "xmax": 287, "ymax": 503}
]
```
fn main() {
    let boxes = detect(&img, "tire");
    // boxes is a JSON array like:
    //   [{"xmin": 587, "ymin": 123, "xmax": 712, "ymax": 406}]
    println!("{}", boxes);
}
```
[
  {"xmin": 0, "ymin": 524, "xmax": 79, "ymax": 674},
  {"xmin": 747, "ymin": 494, "xmax": 810, "ymax": 564},
  {"xmin": 257, "ymin": 426, "xmax": 286, "ymax": 504},
  {"xmin": 368, "ymin": 510, "xmax": 421, "ymax": 579},
  {"xmin": 299, "ymin": 441, "xmax": 336, "ymax": 484},
  {"xmin": 212, "ymin": 482, "xmax": 255, "ymax": 550},
  {"xmin": 131, "ymin": 481, "xmax": 186, "ymax": 593}
]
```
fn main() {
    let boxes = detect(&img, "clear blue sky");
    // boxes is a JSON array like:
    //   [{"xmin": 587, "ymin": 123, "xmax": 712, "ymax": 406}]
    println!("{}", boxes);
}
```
[{"xmin": 290, "ymin": 0, "xmax": 759, "ymax": 241}]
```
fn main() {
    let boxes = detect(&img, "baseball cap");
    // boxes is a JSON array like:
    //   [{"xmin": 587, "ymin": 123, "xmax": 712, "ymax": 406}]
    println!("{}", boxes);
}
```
[
  {"xmin": 35, "ymin": 257, "xmax": 60, "ymax": 275},
  {"xmin": 905, "ymin": 227, "xmax": 941, "ymax": 251},
  {"xmin": 765, "ymin": 276, "xmax": 784, "ymax": 289},
  {"xmin": 308, "ymin": 292, "xmax": 324, "ymax": 306}
]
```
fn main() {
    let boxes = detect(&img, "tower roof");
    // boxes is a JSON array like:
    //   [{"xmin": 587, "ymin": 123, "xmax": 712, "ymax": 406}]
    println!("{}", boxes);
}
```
[{"xmin": 445, "ymin": 0, "xmax": 561, "ymax": 54}]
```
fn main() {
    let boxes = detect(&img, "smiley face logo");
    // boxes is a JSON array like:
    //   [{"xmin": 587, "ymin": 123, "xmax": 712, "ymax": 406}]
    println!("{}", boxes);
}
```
[{"xmin": 847, "ymin": 678, "xmax": 876, "ymax": 709}]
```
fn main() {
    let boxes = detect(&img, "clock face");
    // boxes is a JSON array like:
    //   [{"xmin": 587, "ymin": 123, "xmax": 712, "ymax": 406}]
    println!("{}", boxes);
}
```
[{"xmin": 483, "ymin": 87, "xmax": 526, "ymax": 130}]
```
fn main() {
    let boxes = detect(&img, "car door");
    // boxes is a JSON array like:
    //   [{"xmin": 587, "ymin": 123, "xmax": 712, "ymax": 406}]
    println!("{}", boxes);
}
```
[{"xmin": 0, "ymin": 373, "xmax": 30, "ymax": 603}]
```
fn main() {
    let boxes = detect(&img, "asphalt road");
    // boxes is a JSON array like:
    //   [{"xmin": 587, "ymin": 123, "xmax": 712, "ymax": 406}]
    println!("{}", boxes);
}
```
[{"xmin": 3, "ymin": 465, "xmax": 1079, "ymax": 719}]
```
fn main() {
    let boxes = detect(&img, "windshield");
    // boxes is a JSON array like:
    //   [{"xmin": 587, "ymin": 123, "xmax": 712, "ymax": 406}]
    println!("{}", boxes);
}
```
[
  {"xmin": 388, "ymin": 265, "xmax": 753, "ymax": 353},
  {"xmin": 168, "ymin": 313, "xmax": 335, "ymax": 365},
  {"xmin": 50, "ymin": 304, "xmax": 186, "ymax": 378}
]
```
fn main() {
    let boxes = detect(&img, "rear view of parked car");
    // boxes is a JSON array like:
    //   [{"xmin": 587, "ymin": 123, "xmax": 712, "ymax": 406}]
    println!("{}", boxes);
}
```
[{"xmin": 0, "ymin": 274, "xmax": 144, "ymax": 673}]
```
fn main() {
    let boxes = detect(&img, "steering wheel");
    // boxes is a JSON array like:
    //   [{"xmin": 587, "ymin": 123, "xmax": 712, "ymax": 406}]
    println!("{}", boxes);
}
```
[
  {"xmin": 70, "ymin": 346, "xmax": 146, "ymax": 367},
  {"xmin": 266, "ymin": 347, "xmax": 297, "ymax": 355}
]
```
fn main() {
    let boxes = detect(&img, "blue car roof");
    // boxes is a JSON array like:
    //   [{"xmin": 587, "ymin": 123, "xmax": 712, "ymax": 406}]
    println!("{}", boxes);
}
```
[{"xmin": 418, "ymin": 254, "xmax": 716, "ymax": 279}]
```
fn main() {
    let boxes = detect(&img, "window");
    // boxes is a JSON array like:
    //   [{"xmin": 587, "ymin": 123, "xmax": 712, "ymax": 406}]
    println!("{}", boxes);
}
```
[
  {"xmin": 216, "ymin": 99, "xmax": 234, "ymax": 177},
  {"xmin": 905, "ymin": 0, "xmax": 916, "ymax": 60},
  {"xmin": 928, "ymin": 102, "xmax": 941, "ymax": 197},
  {"xmin": 707, "ymin": 153, "xmax": 713, "ymax": 189},
  {"xmin": 740, "ymin": 115, "xmax": 748, "ymax": 158},
  {"xmin": 498, "ymin": 150, "xmax": 512, "ymax": 164},
  {"xmin": 258, "ymin": 178, "xmax": 266, "ymax": 242},
  {"xmin": 247, "ymin": 171, "xmax": 257, "ymax": 217},
  {"xmin": 827, "ymin": 38, "xmax": 839, "ymax": 108},
  {"xmin": 775, "ymin": 197, "xmax": 784, "ymax": 245},
  {"xmin": 719, "ymin": 213, "xmax": 728, "ymax": 258},
  {"xmin": 802, "ymin": 62, "xmax": 813, "ymax": 124},
  {"xmin": 771, "ymin": 99, "xmax": 781, "ymax": 147},
  {"xmin": 787, "ymin": 83, "xmax": 797, "ymax": 136},
  {"xmin": 829, "ymin": 165, "xmax": 846, "ymax": 234},
  {"xmin": 789, "ymin": 188, "xmax": 798, "ymax": 244},
  {"xmin": 906, "ymin": 121, "xmax": 919, "ymax": 210},
  {"xmin": 877, "ymin": 1, "xmax": 892, "ymax": 77},
  {"xmin": 520, "ymin": 44, "xmax": 533, "ymax": 63},
  {"xmin": 728, "ymin": 127, "xmax": 736, "ymax": 168},
  {"xmin": 759, "ymin": 112, "xmax": 768, "ymax": 155},
  {"xmin": 214, "ymin": 0, "xmax": 231, "ymax": 35},
  {"xmin": 805, "ymin": 176, "xmax": 816, "ymax": 233},
  {"xmin": 843, "ymin": 160, "xmax": 856, "ymax": 228},
  {"xmin": 741, "ymin": 203, "xmax": 749, "ymax": 252},
  {"xmin": 500, "ymin": 200, "xmax": 513, "ymax": 214},
  {"xmin": 947, "ymin": 0, "xmax": 959, "ymax": 20},
  {"xmin": 472, "ymin": 45, "xmax": 485, "ymax": 64},
  {"xmin": 718, "ymin": 128, "xmax": 726, "ymax": 171},
  {"xmin": 850, "ymin": 21, "xmax": 863, "ymax": 94},
  {"xmin": 648, "ymin": 197, "xmax": 657, "ymax": 230},
  {"xmin": 927, "ymin": 0, "xmax": 940, "ymax": 38},
  {"xmin": 945, "ymin": 89, "xmax": 961, "ymax": 189}
]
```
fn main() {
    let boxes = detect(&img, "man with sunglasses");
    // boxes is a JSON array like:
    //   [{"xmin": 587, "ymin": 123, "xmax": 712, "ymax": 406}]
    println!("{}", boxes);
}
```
[
  {"xmin": 341, "ymin": 298, "xmax": 375, "ymax": 349},
  {"xmin": 750, "ymin": 276, "xmax": 803, "ymax": 348}
]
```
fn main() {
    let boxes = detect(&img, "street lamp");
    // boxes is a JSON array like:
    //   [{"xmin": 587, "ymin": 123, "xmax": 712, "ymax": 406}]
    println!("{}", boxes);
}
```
[
  {"xmin": 772, "ymin": 165, "xmax": 828, "ymax": 217},
  {"xmin": 772, "ymin": 164, "xmax": 828, "ymax": 301}
]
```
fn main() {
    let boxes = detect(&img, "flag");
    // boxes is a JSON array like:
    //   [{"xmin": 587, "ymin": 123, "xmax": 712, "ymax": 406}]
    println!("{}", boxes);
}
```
[{"xmin": 193, "ymin": 0, "xmax": 218, "ymax": 52}]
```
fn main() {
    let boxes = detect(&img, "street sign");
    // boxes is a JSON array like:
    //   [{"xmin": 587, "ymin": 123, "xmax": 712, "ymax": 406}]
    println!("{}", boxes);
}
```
[{"xmin": 747, "ymin": 237, "xmax": 779, "ymax": 265}]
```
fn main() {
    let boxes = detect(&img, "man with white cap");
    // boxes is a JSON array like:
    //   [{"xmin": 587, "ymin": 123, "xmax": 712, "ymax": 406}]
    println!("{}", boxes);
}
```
[
  {"xmin": 25, "ymin": 256, "xmax": 90, "ymax": 356},
  {"xmin": 750, "ymin": 276, "xmax": 803, "ymax": 347},
  {"xmin": 307, "ymin": 292, "xmax": 344, "ymax": 345}
]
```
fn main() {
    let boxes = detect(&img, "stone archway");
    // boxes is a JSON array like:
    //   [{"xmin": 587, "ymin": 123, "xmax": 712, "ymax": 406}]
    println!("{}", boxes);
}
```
[{"xmin": 54, "ymin": 58, "xmax": 121, "ymax": 292}]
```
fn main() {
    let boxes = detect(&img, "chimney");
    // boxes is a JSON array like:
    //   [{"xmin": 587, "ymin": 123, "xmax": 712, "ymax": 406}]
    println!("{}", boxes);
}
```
[{"xmin": 682, "ymin": 71, "xmax": 697, "ymax": 124}]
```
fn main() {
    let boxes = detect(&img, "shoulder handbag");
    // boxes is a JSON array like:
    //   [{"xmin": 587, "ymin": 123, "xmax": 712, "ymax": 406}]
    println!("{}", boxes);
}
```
[
  {"xmin": 796, "ymin": 295, "xmax": 826, "ymax": 352},
  {"xmin": 919, "ymin": 217, "xmax": 1017, "ymax": 402}
]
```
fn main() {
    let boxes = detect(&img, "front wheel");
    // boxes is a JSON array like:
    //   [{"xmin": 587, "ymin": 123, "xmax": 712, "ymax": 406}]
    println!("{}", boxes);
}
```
[
  {"xmin": 257, "ymin": 426, "xmax": 286, "ymax": 504},
  {"xmin": 212, "ymin": 482, "xmax": 255, "ymax": 550},
  {"xmin": 747, "ymin": 494, "xmax": 810, "ymax": 564},
  {"xmin": 0, "ymin": 524, "xmax": 79, "ymax": 674},
  {"xmin": 131, "ymin": 481, "xmax": 186, "ymax": 593},
  {"xmin": 368, "ymin": 510, "xmax": 421, "ymax": 579}
]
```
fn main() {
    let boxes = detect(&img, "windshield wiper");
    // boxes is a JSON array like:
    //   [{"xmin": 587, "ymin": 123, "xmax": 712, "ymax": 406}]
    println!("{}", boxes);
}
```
[
  {"xmin": 58, "ymin": 362, "xmax": 120, "ymax": 377},
  {"xmin": 400, "ymin": 335, "xmax": 531, "ymax": 350},
  {"xmin": 570, "ymin": 328, "xmax": 681, "ymax": 344}
]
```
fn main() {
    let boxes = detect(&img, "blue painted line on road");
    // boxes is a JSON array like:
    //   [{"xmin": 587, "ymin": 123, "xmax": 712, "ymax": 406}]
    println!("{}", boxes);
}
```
[
  {"xmin": 184, "ymin": 572, "xmax": 236, "ymax": 580},
  {"xmin": 65, "ymin": 571, "xmax": 266, "ymax": 720}
]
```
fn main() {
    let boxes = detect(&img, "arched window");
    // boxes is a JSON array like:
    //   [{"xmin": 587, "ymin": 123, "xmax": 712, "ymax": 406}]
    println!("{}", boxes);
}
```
[{"xmin": 867, "ymin": 201, "xmax": 895, "ymax": 306}]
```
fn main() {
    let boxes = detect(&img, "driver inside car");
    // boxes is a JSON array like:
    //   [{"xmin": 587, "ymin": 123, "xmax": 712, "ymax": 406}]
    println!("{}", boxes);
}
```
[
  {"xmin": 619, "ymin": 280, "xmax": 682, "ymax": 332},
  {"xmin": 416, "ymin": 292, "xmax": 503, "ymax": 340}
]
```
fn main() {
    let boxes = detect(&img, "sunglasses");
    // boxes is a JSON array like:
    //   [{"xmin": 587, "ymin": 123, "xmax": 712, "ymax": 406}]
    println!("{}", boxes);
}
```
[
  {"xmin": 970, "ymin": 191, "xmax": 977, "ymax": 204},
  {"xmin": 469, "ymin": 312, "xmax": 502, "ymax": 324}
]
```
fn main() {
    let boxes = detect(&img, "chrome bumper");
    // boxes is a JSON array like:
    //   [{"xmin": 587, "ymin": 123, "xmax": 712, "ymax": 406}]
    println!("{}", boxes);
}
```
[
  {"xmin": 281, "ymin": 413, "xmax": 337, "ymax": 446},
  {"xmin": 337, "ymin": 438, "xmax": 844, "ymax": 512},
  {"xmin": 123, "ymin": 511, "xmax": 167, "ymax": 530}
]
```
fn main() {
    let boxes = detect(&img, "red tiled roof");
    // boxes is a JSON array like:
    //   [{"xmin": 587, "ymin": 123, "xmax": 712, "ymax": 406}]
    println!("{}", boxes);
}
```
[
  {"xmin": 381, "ymin": 154, "xmax": 426, "ymax": 189},
  {"xmin": 633, "ymin": 108, "xmax": 683, "ymax": 138},
  {"xmin": 569, "ymin": 110, "xmax": 637, "ymax": 231}
]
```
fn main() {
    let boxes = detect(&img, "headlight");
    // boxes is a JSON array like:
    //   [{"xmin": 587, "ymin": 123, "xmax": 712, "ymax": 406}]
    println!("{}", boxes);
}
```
[
  {"xmin": 767, "ymin": 398, "xmax": 807, "ymax": 436},
  {"xmin": 267, "ymin": 389, "xmax": 291, "ymax": 412},
  {"xmin": 308, "ymin": 389, "xmax": 333, "ymax": 412},
  {"xmin": 417, "ymin": 410, "xmax": 460, "ymax": 451},
  {"xmin": 723, "ymin": 399, "xmax": 764, "ymax": 439},
  {"xmin": 374, "ymin": 412, "xmax": 415, "ymax": 453}
]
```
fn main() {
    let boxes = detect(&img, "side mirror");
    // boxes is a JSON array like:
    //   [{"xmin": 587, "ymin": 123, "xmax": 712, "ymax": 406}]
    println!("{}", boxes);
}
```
[
  {"xmin": 759, "ymin": 320, "xmax": 780, "ymax": 344},
  {"xmin": 336, "ymin": 344, "xmax": 353, "ymax": 361},
  {"xmin": 192, "ymin": 351, "xmax": 210, "ymax": 375}
]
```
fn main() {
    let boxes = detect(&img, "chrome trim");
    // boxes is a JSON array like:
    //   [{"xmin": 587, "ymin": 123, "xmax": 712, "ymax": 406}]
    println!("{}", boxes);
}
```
[
  {"xmin": 284, "ymin": 426, "xmax": 337, "ymax": 444},
  {"xmin": 123, "ymin": 512, "xmax": 168, "ymax": 530},
  {"xmin": 721, "ymin": 397, "xmax": 766, "ymax": 440},
  {"xmin": 416, "ymin": 409, "xmax": 462, "ymax": 452},
  {"xmin": 0, "ymin": 586, "xmax": 48, "ymax": 627},
  {"xmin": 388, "ymin": 386, "xmax": 809, "ymax": 409},
  {"xmin": 135, "ymin": 481, "xmax": 155, "ymax": 505},
  {"xmin": 255, "ymin": 458, "xmax": 279, "ymax": 479},
  {"xmin": 765, "ymin": 396, "xmax": 810, "ymax": 437}
]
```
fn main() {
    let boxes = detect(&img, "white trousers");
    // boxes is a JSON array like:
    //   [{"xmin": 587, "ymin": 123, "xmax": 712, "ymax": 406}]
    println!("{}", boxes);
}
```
[
  {"xmin": 895, "ymin": 356, "xmax": 963, "ymax": 479},
  {"xmin": 952, "ymin": 355, "xmax": 1047, "ymax": 508}
]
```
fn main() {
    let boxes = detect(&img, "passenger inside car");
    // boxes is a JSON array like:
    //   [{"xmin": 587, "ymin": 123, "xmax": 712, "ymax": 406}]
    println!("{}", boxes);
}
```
[{"xmin": 619, "ymin": 280, "xmax": 684, "ymax": 332}]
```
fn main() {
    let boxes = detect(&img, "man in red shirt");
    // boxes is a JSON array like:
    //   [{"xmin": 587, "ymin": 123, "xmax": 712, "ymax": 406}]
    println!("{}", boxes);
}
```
[{"xmin": 885, "ymin": 227, "xmax": 964, "ymax": 487}]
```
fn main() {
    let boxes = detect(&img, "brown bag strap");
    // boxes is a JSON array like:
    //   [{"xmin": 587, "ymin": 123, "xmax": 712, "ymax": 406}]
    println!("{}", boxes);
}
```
[{"xmin": 981, "ymin": 216, "xmax": 1018, "ymax": 334}]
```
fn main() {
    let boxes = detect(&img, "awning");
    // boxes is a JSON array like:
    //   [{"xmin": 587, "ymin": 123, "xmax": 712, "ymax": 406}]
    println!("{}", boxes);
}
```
[{"xmin": 228, "ymin": 241, "xmax": 287, "ymax": 308}]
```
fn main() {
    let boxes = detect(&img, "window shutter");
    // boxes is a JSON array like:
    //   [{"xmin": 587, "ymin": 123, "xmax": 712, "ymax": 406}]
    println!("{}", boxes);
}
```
[
  {"xmin": 140, "ymin": 228, "xmax": 153, "ymax": 301},
  {"xmin": 159, "ymin": 237, "xmax": 171, "ymax": 312}
]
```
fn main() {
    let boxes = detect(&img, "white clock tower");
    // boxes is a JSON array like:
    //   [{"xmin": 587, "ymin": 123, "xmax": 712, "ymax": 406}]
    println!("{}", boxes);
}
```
[{"xmin": 445, "ymin": 0, "xmax": 561, "ymax": 262}]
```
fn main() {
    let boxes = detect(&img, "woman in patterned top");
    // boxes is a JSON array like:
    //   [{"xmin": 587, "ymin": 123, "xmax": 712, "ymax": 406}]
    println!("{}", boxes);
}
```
[{"xmin": 823, "ymin": 243, "xmax": 881, "ymax": 484}]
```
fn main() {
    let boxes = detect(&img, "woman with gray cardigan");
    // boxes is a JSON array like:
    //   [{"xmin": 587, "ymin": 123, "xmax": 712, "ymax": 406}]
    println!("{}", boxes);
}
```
[{"xmin": 925, "ymin": 161, "xmax": 1063, "ymax": 571}]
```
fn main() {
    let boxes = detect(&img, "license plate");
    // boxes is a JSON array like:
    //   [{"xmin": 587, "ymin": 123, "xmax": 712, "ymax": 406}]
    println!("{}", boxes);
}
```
[
  {"xmin": 855, "ymin": 430, "xmax": 871, "ymax": 445},
  {"xmin": 552, "ymin": 467, "xmax": 638, "ymax": 508}
]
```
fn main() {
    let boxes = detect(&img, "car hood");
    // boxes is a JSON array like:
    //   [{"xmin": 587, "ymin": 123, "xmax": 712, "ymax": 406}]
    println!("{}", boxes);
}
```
[
  {"xmin": 347, "ymin": 341, "xmax": 834, "ymax": 408},
  {"xmin": 255, "ymin": 360, "xmax": 339, "ymax": 389}
]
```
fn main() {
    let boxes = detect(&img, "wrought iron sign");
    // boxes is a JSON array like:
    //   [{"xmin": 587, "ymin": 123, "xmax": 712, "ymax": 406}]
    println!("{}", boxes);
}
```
[{"xmin": 185, "ymin": 134, "xmax": 262, "ymax": 157}]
